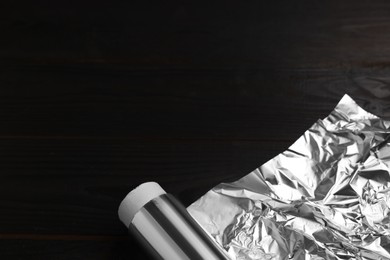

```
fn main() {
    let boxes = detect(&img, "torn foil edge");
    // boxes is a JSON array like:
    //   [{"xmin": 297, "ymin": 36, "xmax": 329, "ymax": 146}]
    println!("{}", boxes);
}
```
[{"xmin": 188, "ymin": 95, "xmax": 390, "ymax": 260}]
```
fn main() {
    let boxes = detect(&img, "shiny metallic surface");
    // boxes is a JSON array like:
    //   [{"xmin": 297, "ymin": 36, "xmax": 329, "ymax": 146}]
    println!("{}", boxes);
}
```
[
  {"xmin": 188, "ymin": 95, "xmax": 390, "ymax": 260},
  {"xmin": 130, "ymin": 194, "xmax": 230, "ymax": 259}
]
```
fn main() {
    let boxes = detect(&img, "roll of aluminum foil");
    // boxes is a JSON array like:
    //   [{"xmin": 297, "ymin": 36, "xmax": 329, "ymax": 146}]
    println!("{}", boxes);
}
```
[
  {"xmin": 188, "ymin": 95, "xmax": 390, "ymax": 260},
  {"xmin": 118, "ymin": 182, "xmax": 230, "ymax": 259}
]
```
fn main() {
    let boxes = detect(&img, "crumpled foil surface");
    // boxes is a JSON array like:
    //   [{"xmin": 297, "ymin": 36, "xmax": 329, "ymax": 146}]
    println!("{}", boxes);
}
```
[{"xmin": 187, "ymin": 95, "xmax": 390, "ymax": 260}]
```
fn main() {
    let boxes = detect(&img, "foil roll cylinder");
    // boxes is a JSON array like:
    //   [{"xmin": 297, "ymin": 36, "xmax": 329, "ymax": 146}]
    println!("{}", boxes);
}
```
[{"xmin": 118, "ymin": 182, "xmax": 230, "ymax": 260}]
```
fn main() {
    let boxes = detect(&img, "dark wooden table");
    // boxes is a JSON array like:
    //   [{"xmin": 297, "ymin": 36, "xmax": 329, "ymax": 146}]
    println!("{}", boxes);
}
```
[{"xmin": 1, "ymin": 1, "xmax": 390, "ymax": 259}]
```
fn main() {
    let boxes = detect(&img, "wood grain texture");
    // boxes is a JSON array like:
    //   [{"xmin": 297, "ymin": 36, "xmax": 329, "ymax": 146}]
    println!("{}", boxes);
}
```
[
  {"xmin": 0, "ymin": 237, "xmax": 143, "ymax": 260},
  {"xmin": 2, "ymin": 1, "xmax": 390, "ymax": 69},
  {"xmin": 1, "ymin": 67, "xmax": 389, "ymax": 140},
  {"xmin": 1, "ymin": 0, "xmax": 390, "ymax": 259}
]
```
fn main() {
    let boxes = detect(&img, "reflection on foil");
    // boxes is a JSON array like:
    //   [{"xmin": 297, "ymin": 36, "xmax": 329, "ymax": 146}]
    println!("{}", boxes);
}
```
[{"xmin": 188, "ymin": 95, "xmax": 390, "ymax": 260}]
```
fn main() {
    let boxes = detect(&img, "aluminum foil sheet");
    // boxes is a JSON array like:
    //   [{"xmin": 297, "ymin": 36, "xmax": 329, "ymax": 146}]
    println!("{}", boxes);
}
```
[{"xmin": 187, "ymin": 95, "xmax": 390, "ymax": 260}]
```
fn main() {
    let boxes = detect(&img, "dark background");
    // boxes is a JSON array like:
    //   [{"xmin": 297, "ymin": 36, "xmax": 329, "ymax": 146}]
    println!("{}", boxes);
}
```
[{"xmin": 1, "ymin": 1, "xmax": 390, "ymax": 259}]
